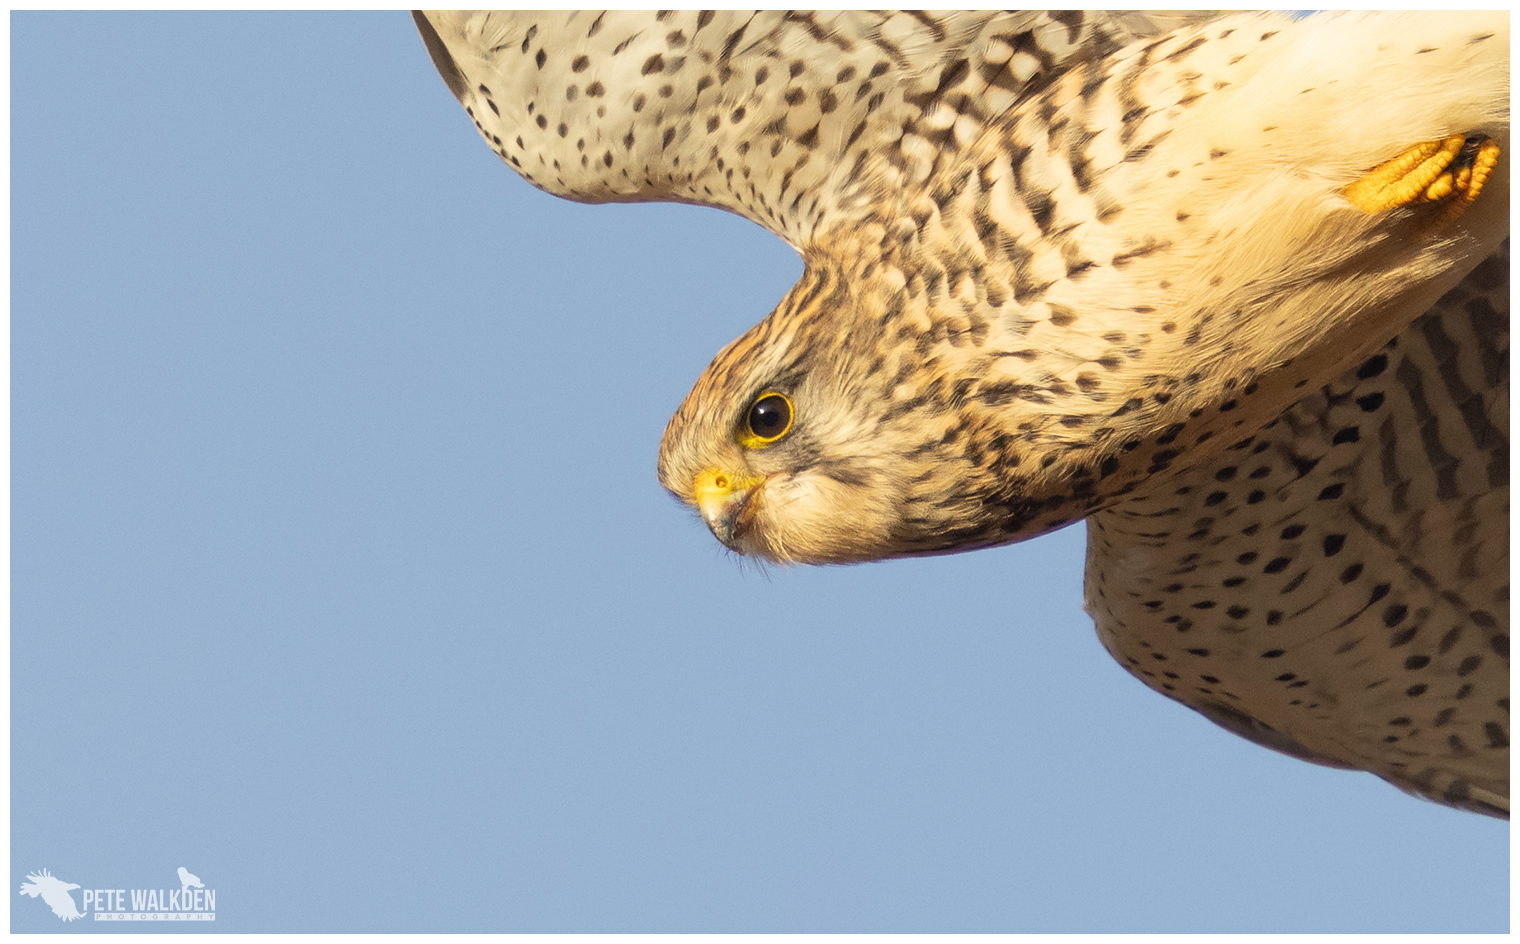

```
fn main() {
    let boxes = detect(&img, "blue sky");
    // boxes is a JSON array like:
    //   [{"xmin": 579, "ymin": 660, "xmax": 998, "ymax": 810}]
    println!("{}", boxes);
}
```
[{"xmin": 11, "ymin": 12, "xmax": 1507, "ymax": 933}]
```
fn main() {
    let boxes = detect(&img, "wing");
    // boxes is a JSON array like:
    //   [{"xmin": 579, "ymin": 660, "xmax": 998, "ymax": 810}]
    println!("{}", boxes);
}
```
[
  {"xmin": 1085, "ymin": 241, "xmax": 1509, "ymax": 817},
  {"xmin": 413, "ymin": 10, "xmax": 1222, "ymax": 248}
]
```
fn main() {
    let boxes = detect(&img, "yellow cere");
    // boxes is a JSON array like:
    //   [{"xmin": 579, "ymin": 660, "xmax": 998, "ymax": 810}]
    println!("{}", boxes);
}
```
[{"xmin": 693, "ymin": 467, "xmax": 765, "ymax": 507}]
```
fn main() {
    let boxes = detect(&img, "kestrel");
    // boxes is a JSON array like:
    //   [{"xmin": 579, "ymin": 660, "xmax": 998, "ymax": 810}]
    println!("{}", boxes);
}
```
[{"xmin": 414, "ymin": 11, "xmax": 1509, "ymax": 816}]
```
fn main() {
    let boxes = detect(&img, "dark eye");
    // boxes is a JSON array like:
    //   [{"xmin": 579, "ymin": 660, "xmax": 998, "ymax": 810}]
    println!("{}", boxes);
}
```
[{"xmin": 745, "ymin": 393, "xmax": 793, "ymax": 444}]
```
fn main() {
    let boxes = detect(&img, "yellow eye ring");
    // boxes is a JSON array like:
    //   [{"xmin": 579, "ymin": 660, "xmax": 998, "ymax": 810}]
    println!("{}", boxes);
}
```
[{"xmin": 740, "ymin": 392, "xmax": 794, "ymax": 447}]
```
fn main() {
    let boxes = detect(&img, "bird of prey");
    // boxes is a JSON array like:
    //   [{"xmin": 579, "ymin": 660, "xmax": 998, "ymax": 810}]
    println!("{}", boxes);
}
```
[
  {"xmin": 178, "ymin": 867, "xmax": 204, "ymax": 891},
  {"xmin": 413, "ymin": 11, "xmax": 1509, "ymax": 816},
  {"xmin": 19, "ymin": 869, "xmax": 84, "ymax": 922}
]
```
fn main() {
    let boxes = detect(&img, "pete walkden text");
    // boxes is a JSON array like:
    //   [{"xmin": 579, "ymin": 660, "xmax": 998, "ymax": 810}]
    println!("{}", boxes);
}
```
[{"xmin": 84, "ymin": 887, "xmax": 216, "ymax": 920}]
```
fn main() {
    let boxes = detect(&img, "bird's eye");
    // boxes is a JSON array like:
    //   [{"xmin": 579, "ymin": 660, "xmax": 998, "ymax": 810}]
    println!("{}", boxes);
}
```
[{"xmin": 744, "ymin": 393, "xmax": 794, "ymax": 445}]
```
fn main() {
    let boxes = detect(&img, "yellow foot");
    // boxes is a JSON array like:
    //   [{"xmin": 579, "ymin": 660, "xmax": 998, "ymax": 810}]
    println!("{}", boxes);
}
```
[{"xmin": 1343, "ymin": 134, "xmax": 1501, "ymax": 221}]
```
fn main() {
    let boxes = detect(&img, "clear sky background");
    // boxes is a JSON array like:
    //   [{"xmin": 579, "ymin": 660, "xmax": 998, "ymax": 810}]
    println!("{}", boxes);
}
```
[{"xmin": 12, "ymin": 11, "xmax": 1507, "ymax": 933}]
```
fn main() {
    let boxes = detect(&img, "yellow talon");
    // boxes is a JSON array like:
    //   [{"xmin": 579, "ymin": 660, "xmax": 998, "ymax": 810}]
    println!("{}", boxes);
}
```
[
  {"xmin": 1441, "ymin": 137, "xmax": 1502, "ymax": 223},
  {"xmin": 1453, "ymin": 163, "xmax": 1473, "ymax": 193},
  {"xmin": 1423, "ymin": 171, "xmax": 1454, "ymax": 202},
  {"xmin": 1343, "ymin": 134, "xmax": 1500, "ymax": 222}
]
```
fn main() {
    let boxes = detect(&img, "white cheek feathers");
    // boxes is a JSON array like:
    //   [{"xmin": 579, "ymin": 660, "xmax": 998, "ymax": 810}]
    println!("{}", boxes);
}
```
[{"xmin": 740, "ymin": 470, "xmax": 903, "ymax": 564}]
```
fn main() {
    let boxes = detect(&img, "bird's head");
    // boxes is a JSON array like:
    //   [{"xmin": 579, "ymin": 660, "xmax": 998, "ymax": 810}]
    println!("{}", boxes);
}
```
[{"xmin": 657, "ymin": 259, "xmax": 1075, "ymax": 564}]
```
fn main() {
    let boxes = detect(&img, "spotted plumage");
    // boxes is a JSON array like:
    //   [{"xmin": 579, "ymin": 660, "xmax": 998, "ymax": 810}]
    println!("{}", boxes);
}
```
[
  {"xmin": 1088, "ymin": 241, "xmax": 1509, "ymax": 816},
  {"xmin": 415, "ymin": 11, "xmax": 1509, "ymax": 815}
]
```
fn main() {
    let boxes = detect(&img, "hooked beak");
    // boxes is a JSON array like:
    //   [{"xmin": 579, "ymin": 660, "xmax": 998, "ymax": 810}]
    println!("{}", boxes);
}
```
[{"xmin": 693, "ymin": 469, "xmax": 765, "ymax": 552}]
